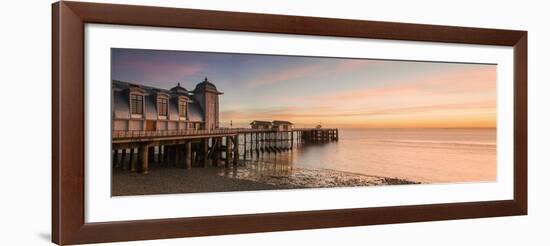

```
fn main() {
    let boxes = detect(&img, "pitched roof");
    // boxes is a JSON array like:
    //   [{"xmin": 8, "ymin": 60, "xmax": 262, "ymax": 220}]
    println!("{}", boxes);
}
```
[
  {"xmin": 272, "ymin": 120, "xmax": 293, "ymax": 125},
  {"xmin": 250, "ymin": 120, "xmax": 272, "ymax": 125}
]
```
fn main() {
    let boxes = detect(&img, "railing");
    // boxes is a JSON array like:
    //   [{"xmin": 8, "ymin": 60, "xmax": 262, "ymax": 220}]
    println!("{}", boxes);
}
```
[
  {"xmin": 113, "ymin": 129, "xmax": 240, "ymax": 139},
  {"xmin": 112, "ymin": 127, "xmax": 337, "ymax": 139},
  {"xmin": 292, "ymin": 128, "xmax": 338, "ymax": 131}
]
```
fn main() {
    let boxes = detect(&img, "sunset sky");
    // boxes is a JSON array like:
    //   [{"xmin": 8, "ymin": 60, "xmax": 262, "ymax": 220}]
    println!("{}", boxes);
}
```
[{"xmin": 112, "ymin": 48, "xmax": 496, "ymax": 129}]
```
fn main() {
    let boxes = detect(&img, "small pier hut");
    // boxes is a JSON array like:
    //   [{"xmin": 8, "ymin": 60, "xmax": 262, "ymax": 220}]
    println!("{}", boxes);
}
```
[
  {"xmin": 250, "ymin": 120, "xmax": 272, "ymax": 129},
  {"xmin": 272, "ymin": 120, "xmax": 293, "ymax": 131}
]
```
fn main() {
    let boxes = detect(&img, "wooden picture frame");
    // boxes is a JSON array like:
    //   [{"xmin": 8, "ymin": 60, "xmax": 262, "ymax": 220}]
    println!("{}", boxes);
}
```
[{"xmin": 52, "ymin": 1, "xmax": 527, "ymax": 245}]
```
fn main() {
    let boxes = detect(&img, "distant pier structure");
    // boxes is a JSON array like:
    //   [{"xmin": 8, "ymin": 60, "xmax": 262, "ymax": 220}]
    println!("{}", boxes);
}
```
[{"xmin": 111, "ymin": 78, "xmax": 338, "ymax": 174}]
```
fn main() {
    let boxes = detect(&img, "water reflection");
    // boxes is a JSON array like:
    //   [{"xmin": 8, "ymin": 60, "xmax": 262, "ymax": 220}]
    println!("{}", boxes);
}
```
[
  {"xmin": 215, "ymin": 144, "xmax": 415, "ymax": 188},
  {"xmin": 217, "ymin": 128, "xmax": 496, "ymax": 185}
]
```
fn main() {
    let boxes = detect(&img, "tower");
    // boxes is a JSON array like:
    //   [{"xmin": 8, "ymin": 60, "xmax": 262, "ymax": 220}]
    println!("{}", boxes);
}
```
[{"xmin": 192, "ymin": 77, "xmax": 223, "ymax": 130}]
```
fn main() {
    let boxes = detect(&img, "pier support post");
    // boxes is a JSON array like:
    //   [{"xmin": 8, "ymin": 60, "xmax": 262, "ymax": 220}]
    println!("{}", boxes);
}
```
[
  {"xmin": 124, "ymin": 148, "xmax": 131, "ymax": 170},
  {"xmin": 234, "ymin": 135, "xmax": 239, "ymax": 166},
  {"xmin": 225, "ymin": 137, "xmax": 232, "ymax": 167},
  {"xmin": 120, "ymin": 149, "xmax": 126, "ymax": 168},
  {"xmin": 138, "ymin": 144, "xmax": 149, "ymax": 174},
  {"xmin": 155, "ymin": 146, "xmax": 160, "ymax": 164},
  {"xmin": 254, "ymin": 132, "xmax": 260, "ymax": 157},
  {"xmin": 112, "ymin": 149, "xmax": 119, "ymax": 168},
  {"xmin": 174, "ymin": 145, "xmax": 180, "ymax": 167},
  {"xmin": 243, "ymin": 134, "xmax": 246, "ymax": 160},
  {"xmin": 172, "ymin": 145, "xmax": 177, "ymax": 167},
  {"xmin": 129, "ymin": 148, "xmax": 136, "ymax": 171},
  {"xmin": 148, "ymin": 146, "xmax": 155, "ymax": 164},
  {"xmin": 161, "ymin": 146, "xmax": 166, "ymax": 165},
  {"xmin": 185, "ymin": 141, "xmax": 192, "ymax": 169},
  {"xmin": 260, "ymin": 132, "xmax": 264, "ymax": 153},
  {"xmin": 202, "ymin": 138, "xmax": 209, "ymax": 168},
  {"xmin": 214, "ymin": 137, "xmax": 221, "ymax": 167},
  {"xmin": 164, "ymin": 145, "xmax": 169, "ymax": 164},
  {"xmin": 291, "ymin": 131, "xmax": 294, "ymax": 149}
]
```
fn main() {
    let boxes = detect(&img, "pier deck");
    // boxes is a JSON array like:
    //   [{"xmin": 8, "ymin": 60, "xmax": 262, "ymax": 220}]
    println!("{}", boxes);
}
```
[{"xmin": 111, "ymin": 128, "xmax": 338, "ymax": 174}]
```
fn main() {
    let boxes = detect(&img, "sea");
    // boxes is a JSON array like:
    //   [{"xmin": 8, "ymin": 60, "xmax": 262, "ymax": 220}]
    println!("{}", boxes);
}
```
[{"xmin": 241, "ymin": 128, "xmax": 496, "ymax": 184}]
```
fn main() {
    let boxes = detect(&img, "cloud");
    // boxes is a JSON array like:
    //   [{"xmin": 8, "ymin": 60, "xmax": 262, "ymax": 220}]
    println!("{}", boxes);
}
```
[
  {"xmin": 222, "ymin": 100, "xmax": 494, "ymax": 120},
  {"xmin": 247, "ymin": 64, "xmax": 319, "ymax": 87},
  {"xmin": 114, "ymin": 59, "xmax": 203, "ymax": 83},
  {"xmin": 224, "ymin": 65, "xmax": 496, "ymax": 128},
  {"xmin": 246, "ymin": 59, "xmax": 372, "ymax": 87},
  {"xmin": 290, "ymin": 65, "xmax": 496, "ymax": 105}
]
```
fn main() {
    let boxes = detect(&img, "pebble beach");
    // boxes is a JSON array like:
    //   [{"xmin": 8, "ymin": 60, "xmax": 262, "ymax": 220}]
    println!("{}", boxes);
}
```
[{"xmin": 112, "ymin": 164, "xmax": 419, "ymax": 196}]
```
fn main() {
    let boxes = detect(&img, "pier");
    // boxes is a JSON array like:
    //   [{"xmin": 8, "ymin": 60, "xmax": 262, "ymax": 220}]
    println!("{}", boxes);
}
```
[{"xmin": 111, "ymin": 128, "xmax": 338, "ymax": 174}]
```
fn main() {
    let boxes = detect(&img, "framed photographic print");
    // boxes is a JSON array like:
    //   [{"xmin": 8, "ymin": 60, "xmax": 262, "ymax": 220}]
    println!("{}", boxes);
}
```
[{"xmin": 52, "ymin": 1, "xmax": 527, "ymax": 245}]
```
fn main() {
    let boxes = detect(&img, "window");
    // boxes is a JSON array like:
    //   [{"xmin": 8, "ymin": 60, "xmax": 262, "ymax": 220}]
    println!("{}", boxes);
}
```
[
  {"xmin": 130, "ymin": 94, "xmax": 143, "ymax": 115},
  {"xmin": 157, "ymin": 98, "xmax": 168, "ymax": 117},
  {"xmin": 179, "ymin": 101, "xmax": 187, "ymax": 118}
]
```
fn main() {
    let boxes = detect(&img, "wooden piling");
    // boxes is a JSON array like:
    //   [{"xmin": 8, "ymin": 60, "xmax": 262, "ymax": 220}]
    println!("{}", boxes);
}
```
[
  {"xmin": 120, "ymin": 149, "xmax": 126, "ymax": 168},
  {"xmin": 148, "ymin": 146, "xmax": 154, "ymax": 164},
  {"xmin": 256, "ymin": 133, "xmax": 259, "ymax": 153},
  {"xmin": 138, "ymin": 144, "xmax": 149, "ymax": 174},
  {"xmin": 112, "ymin": 149, "xmax": 119, "ymax": 168},
  {"xmin": 173, "ymin": 145, "xmax": 180, "ymax": 167},
  {"xmin": 129, "ymin": 148, "xmax": 136, "ymax": 171},
  {"xmin": 202, "ymin": 138, "xmax": 208, "ymax": 168},
  {"xmin": 214, "ymin": 137, "xmax": 221, "ymax": 167},
  {"xmin": 243, "ymin": 134, "xmax": 247, "ymax": 160},
  {"xmin": 225, "ymin": 137, "xmax": 232, "ymax": 167},
  {"xmin": 163, "ymin": 145, "xmax": 169, "ymax": 164},
  {"xmin": 233, "ymin": 135, "xmax": 239, "ymax": 166},
  {"xmin": 185, "ymin": 141, "xmax": 192, "ymax": 169}
]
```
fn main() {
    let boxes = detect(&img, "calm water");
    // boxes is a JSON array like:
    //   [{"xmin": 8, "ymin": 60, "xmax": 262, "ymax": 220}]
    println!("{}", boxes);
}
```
[{"xmin": 242, "ymin": 128, "xmax": 496, "ymax": 183}]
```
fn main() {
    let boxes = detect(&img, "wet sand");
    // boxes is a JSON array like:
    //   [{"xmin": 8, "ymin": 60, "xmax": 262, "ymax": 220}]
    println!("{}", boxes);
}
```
[{"xmin": 112, "ymin": 164, "xmax": 419, "ymax": 196}]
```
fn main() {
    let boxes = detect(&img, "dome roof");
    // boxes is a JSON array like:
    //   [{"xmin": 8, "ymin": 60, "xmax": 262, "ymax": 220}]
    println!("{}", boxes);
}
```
[
  {"xmin": 170, "ymin": 83, "xmax": 189, "ymax": 95},
  {"xmin": 193, "ymin": 77, "xmax": 221, "ymax": 93}
]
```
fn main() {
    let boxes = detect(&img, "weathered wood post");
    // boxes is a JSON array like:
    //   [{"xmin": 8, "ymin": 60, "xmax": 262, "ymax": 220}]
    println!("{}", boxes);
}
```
[
  {"xmin": 120, "ymin": 149, "xmax": 126, "ymax": 168},
  {"xmin": 155, "ymin": 146, "xmax": 160, "ymax": 164},
  {"xmin": 164, "ymin": 146, "xmax": 171, "ymax": 166},
  {"xmin": 233, "ymin": 134, "xmax": 239, "ymax": 166},
  {"xmin": 122, "ymin": 148, "xmax": 134, "ymax": 170},
  {"xmin": 260, "ymin": 132, "xmax": 264, "ymax": 152},
  {"xmin": 163, "ymin": 145, "xmax": 169, "ymax": 164},
  {"xmin": 185, "ymin": 141, "xmax": 192, "ymax": 169},
  {"xmin": 129, "ymin": 148, "xmax": 135, "ymax": 171},
  {"xmin": 112, "ymin": 149, "xmax": 119, "ymax": 168},
  {"xmin": 214, "ymin": 137, "xmax": 221, "ymax": 167},
  {"xmin": 148, "ymin": 146, "xmax": 155, "ymax": 164},
  {"xmin": 138, "ymin": 144, "xmax": 149, "ymax": 174},
  {"xmin": 291, "ymin": 131, "xmax": 294, "ymax": 150},
  {"xmin": 243, "ymin": 134, "xmax": 247, "ymax": 160},
  {"xmin": 174, "ymin": 145, "xmax": 180, "ymax": 167},
  {"xmin": 225, "ymin": 137, "xmax": 232, "ymax": 167},
  {"xmin": 255, "ymin": 132, "xmax": 259, "ymax": 156},
  {"xmin": 161, "ymin": 146, "xmax": 166, "ymax": 165},
  {"xmin": 202, "ymin": 138, "xmax": 209, "ymax": 168},
  {"xmin": 157, "ymin": 145, "xmax": 161, "ymax": 164}
]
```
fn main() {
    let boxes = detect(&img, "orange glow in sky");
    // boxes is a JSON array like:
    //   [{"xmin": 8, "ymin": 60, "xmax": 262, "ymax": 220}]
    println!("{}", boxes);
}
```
[{"xmin": 112, "ymin": 49, "xmax": 497, "ymax": 129}]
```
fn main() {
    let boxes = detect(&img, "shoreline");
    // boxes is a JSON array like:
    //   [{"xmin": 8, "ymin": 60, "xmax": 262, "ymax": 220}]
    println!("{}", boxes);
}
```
[{"xmin": 112, "ymin": 165, "xmax": 420, "ymax": 196}]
